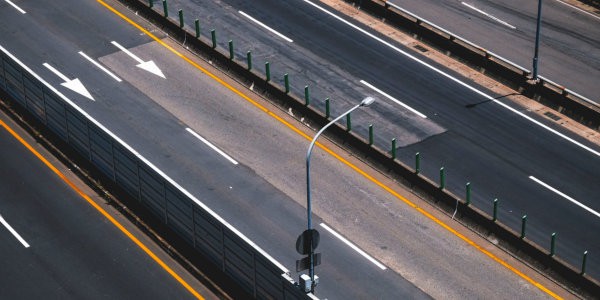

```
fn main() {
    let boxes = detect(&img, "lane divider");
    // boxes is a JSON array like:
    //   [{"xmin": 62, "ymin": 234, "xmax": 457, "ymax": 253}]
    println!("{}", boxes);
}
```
[
  {"xmin": 320, "ymin": 223, "xmax": 387, "ymax": 270},
  {"xmin": 96, "ymin": 1, "xmax": 562, "ymax": 298},
  {"xmin": 4, "ymin": 0, "xmax": 26, "ymax": 14},
  {"xmin": 79, "ymin": 51, "xmax": 123, "ymax": 82},
  {"xmin": 360, "ymin": 80, "xmax": 427, "ymax": 118},
  {"xmin": 529, "ymin": 176, "xmax": 600, "ymax": 219},
  {"xmin": 0, "ymin": 213, "xmax": 30, "ymax": 248},
  {"xmin": 239, "ymin": 10, "xmax": 294, "ymax": 43},
  {"xmin": 186, "ymin": 128, "xmax": 238, "ymax": 165},
  {"xmin": 0, "ymin": 116, "xmax": 204, "ymax": 299}
]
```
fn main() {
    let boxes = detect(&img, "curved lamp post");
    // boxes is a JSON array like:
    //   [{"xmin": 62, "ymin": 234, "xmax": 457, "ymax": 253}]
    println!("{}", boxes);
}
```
[{"xmin": 305, "ymin": 96, "xmax": 375, "ymax": 292}]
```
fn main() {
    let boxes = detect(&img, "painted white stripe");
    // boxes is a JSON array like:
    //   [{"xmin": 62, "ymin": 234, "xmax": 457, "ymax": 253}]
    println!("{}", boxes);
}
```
[
  {"xmin": 111, "ymin": 41, "xmax": 144, "ymax": 64},
  {"xmin": 360, "ymin": 80, "xmax": 427, "ymax": 118},
  {"xmin": 303, "ymin": 0, "xmax": 600, "ymax": 158},
  {"xmin": 554, "ymin": 0, "xmax": 600, "ymax": 21},
  {"xmin": 320, "ymin": 223, "xmax": 387, "ymax": 270},
  {"xmin": 461, "ymin": 2, "xmax": 517, "ymax": 29},
  {"xmin": 529, "ymin": 176, "xmax": 600, "ymax": 219},
  {"xmin": 0, "ymin": 44, "xmax": 289, "ymax": 273},
  {"xmin": 79, "ymin": 51, "xmax": 122, "ymax": 82},
  {"xmin": 4, "ymin": 0, "xmax": 26, "ymax": 14},
  {"xmin": 185, "ymin": 128, "xmax": 238, "ymax": 165},
  {"xmin": 43, "ymin": 63, "xmax": 70, "ymax": 82},
  {"xmin": 0, "ymin": 213, "xmax": 30, "ymax": 248},
  {"xmin": 239, "ymin": 11, "xmax": 294, "ymax": 43}
]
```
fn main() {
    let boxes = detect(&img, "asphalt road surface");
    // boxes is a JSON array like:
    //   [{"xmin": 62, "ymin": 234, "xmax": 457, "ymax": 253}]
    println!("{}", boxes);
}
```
[
  {"xmin": 0, "ymin": 111, "xmax": 211, "ymax": 299},
  {"xmin": 0, "ymin": 0, "xmax": 590, "ymax": 298}
]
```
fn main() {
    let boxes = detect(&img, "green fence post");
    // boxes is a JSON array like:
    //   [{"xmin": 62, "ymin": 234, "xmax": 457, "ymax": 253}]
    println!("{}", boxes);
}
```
[
  {"xmin": 550, "ymin": 232, "xmax": 556, "ymax": 256},
  {"xmin": 466, "ymin": 182, "xmax": 471, "ymax": 205},
  {"xmin": 284, "ymin": 73, "xmax": 289, "ymax": 94},
  {"xmin": 346, "ymin": 113, "xmax": 352, "ymax": 132},
  {"xmin": 520, "ymin": 215, "xmax": 527, "ymax": 239},
  {"xmin": 325, "ymin": 98, "xmax": 330, "ymax": 119},
  {"xmin": 415, "ymin": 152, "xmax": 420, "ymax": 174},
  {"xmin": 439, "ymin": 167, "xmax": 445, "ymax": 189},
  {"xmin": 246, "ymin": 51, "xmax": 252, "ymax": 70},
  {"xmin": 391, "ymin": 138, "xmax": 397, "ymax": 159},
  {"xmin": 195, "ymin": 19, "xmax": 200, "ymax": 38},
  {"xmin": 211, "ymin": 29, "xmax": 216, "ymax": 49},
  {"xmin": 162, "ymin": 0, "xmax": 168, "ymax": 17},
  {"xmin": 149, "ymin": 0, "xmax": 153, "ymax": 8},
  {"xmin": 265, "ymin": 62, "xmax": 271, "ymax": 82},
  {"xmin": 581, "ymin": 251, "xmax": 588, "ymax": 275},
  {"xmin": 304, "ymin": 86, "xmax": 310, "ymax": 106},
  {"xmin": 368, "ymin": 124, "xmax": 373, "ymax": 145},
  {"xmin": 492, "ymin": 198, "xmax": 498, "ymax": 222},
  {"xmin": 228, "ymin": 40, "xmax": 234, "ymax": 60},
  {"xmin": 179, "ymin": 9, "xmax": 184, "ymax": 28}
]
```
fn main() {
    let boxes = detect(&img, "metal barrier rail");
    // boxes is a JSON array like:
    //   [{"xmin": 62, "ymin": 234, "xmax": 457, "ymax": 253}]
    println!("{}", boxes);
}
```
[{"xmin": 0, "ymin": 45, "xmax": 313, "ymax": 300}]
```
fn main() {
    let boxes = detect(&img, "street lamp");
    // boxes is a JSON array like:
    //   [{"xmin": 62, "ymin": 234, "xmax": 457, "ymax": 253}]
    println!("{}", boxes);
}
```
[
  {"xmin": 303, "ymin": 96, "xmax": 375, "ymax": 293},
  {"xmin": 532, "ymin": 0, "xmax": 543, "ymax": 80}
]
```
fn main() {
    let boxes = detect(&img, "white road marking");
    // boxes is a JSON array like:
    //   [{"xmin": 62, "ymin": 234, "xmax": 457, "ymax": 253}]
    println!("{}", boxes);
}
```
[
  {"xmin": 554, "ymin": 0, "xmax": 600, "ymax": 21},
  {"xmin": 185, "ymin": 128, "xmax": 238, "ymax": 165},
  {"xmin": 111, "ymin": 41, "xmax": 165, "ymax": 78},
  {"xmin": 302, "ymin": 0, "xmax": 600, "ymax": 158},
  {"xmin": 43, "ymin": 63, "xmax": 95, "ymax": 101},
  {"xmin": 1, "ymin": 44, "xmax": 288, "ymax": 273},
  {"xmin": 360, "ymin": 80, "xmax": 427, "ymax": 118},
  {"xmin": 78, "ymin": 51, "xmax": 122, "ymax": 82},
  {"xmin": 4, "ymin": 0, "xmax": 26, "ymax": 14},
  {"xmin": 320, "ymin": 223, "xmax": 387, "ymax": 270},
  {"xmin": 529, "ymin": 176, "xmax": 600, "ymax": 219},
  {"xmin": 461, "ymin": 2, "xmax": 517, "ymax": 29},
  {"xmin": 239, "ymin": 11, "xmax": 294, "ymax": 43},
  {"xmin": 0, "ymin": 213, "xmax": 30, "ymax": 248}
]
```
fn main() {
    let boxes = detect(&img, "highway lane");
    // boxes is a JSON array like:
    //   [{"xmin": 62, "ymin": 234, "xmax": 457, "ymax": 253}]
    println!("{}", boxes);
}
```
[
  {"xmin": 158, "ymin": 0, "xmax": 600, "ymax": 280},
  {"xmin": 0, "ymin": 0, "xmax": 571, "ymax": 298},
  {"xmin": 0, "ymin": 0, "xmax": 431, "ymax": 298},
  {"xmin": 386, "ymin": 0, "xmax": 600, "ymax": 101},
  {"xmin": 0, "ymin": 110, "xmax": 209, "ymax": 298}
]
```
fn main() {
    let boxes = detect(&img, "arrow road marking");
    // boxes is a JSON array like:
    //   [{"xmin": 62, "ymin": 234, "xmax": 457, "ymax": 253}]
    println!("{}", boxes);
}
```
[
  {"xmin": 0, "ymin": 213, "xmax": 30, "ymax": 248},
  {"xmin": 43, "ymin": 63, "xmax": 94, "ymax": 101},
  {"xmin": 4, "ymin": 0, "xmax": 26, "ymax": 14},
  {"xmin": 111, "ymin": 41, "xmax": 165, "ymax": 78}
]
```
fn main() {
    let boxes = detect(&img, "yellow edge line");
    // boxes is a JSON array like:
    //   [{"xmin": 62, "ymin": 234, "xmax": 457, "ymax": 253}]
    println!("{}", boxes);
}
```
[
  {"xmin": 97, "ymin": 1, "xmax": 562, "ymax": 298},
  {"xmin": 0, "ymin": 117, "xmax": 204, "ymax": 300}
]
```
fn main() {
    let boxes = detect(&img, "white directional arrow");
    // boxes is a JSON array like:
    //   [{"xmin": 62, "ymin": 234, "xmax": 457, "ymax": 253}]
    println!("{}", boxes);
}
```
[
  {"xmin": 43, "ymin": 63, "xmax": 94, "ymax": 101},
  {"xmin": 111, "ymin": 41, "xmax": 165, "ymax": 78}
]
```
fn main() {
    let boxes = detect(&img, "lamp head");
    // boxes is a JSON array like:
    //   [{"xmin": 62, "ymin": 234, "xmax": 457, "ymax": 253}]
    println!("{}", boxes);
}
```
[{"xmin": 360, "ymin": 96, "xmax": 376, "ymax": 107}]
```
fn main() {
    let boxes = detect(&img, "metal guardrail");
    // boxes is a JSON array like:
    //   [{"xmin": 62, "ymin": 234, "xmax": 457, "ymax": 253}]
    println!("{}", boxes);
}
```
[{"xmin": 0, "ymin": 45, "xmax": 313, "ymax": 300}]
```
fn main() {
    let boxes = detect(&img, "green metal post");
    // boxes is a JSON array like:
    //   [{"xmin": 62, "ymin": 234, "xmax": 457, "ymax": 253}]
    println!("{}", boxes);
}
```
[
  {"xmin": 492, "ymin": 198, "xmax": 498, "ymax": 222},
  {"xmin": 246, "ymin": 51, "xmax": 252, "ymax": 70},
  {"xmin": 228, "ymin": 40, "xmax": 234, "ymax": 60},
  {"xmin": 520, "ymin": 215, "xmax": 527, "ymax": 239},
  {"xmin": 179, "ymin": 9, "xmax": 184, "ymax": 28},
  {"xmin": 581, "ymin": 251, "xmax": 588, "ymax": 275},
  {"xmin": 284, "ymin": 73, "xmax": 289, "ymax": 94},
  {"xmin": 325, "ymin": 98, "xmax": 330, "ymax": 119},
  {"xmin": 346, "ymin": 113, "xmax": 352, "ymax": 131},
  {"xmin": 195, "ymin": 19, "xmax": 200, "ymax": 38},
  {"xmin": 368, "ymin": 124, "xmax": 373, "ymax": 145},
  {"xmin": 550, "ymin": 232, "xmax": 556, "ymax": 256},
  {"xmin": 162, "ymin": 0, "xmax": 168, "ymax": 17},
  {"xmin": 304, "ymin": 86, "xmax": 310, "ymax": 106},
  {"xmin": 265, "ymin": 62, "xmax": 271, "ymax": 82},
  {"xmin": 466, "ymin": 182, "xmax": 471, "ymax": 205},
  {"xmin": 440, "ymin": 167, "xmax": 445, "ymax": 189},
  {"xmin": 391, "ymin": 138, "xmax": 397, "ymax": 159},
  {"xmin": 211, "ymin": 29, "xmax": 216, "ymax": 49},
  {"xmin": 415, "ymin": 152, "xmax": 420, "ymax": 174},
  {"xmin": 149, "ymin": 0, "xmax": 153, "ymax": 8}
]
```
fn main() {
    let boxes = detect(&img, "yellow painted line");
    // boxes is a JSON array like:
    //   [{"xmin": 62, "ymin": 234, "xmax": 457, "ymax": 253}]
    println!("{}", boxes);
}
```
[
  {"xmin": 0, "ymin": 117, "xmax": 204, "ymax": 300},
  {"xmin": 97, "ymin": 1, "xmax": 562, "ymax": 298}
]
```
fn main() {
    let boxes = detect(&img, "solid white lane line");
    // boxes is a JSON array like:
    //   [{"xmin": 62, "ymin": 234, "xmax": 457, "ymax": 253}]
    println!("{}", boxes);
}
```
[
  {"xmin": 2, "ymin": 45, "xmax": 288, "ymax": 273},
  {"xmin": 79, "ymin": 51, "xmax": 122, "ymax": 82},
  {"xmin": 185, "ymin": 128, "xmax": 238, "ymax": 165},
  {"xmin": 0, "ymin": 213, "xmax": 30, "ymax": 248},
  {"xmin": 320, "ymin": 223, "xmax": 387, "ymax": 270},
  {"xmin": 303, "ymin": 0, "xmax": 600, "ymax": 158},
  {"xmin": 461, "ymin": 2, "xmax": 517, "ymax": 29},
  {"xmin": 111, "ymin": 41, "xmax": 144, "ymax": 64},
  {"xmin": 239, "ymin": 11, "xmax": 294, "ymax": 43},
  {"xmin": 554, "ymin": 0, "xmax": 600, "ymax": 21},
  {"xmin": 529, "ymin": 176, "xmax": 600, "ymax": 219},
  {"xmin": 360, "ymin": 80, "xmax": 427, "ymax": 118},
  {"xmin": 4, "ymin": 0, "xmax": 26, "ymax": 14}
]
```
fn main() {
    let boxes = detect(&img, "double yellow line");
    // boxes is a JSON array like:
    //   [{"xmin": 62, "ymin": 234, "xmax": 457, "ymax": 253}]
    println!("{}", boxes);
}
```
[{"xmin": 97, "ymin": 0, "xmax": 562, "ymax": 298}]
